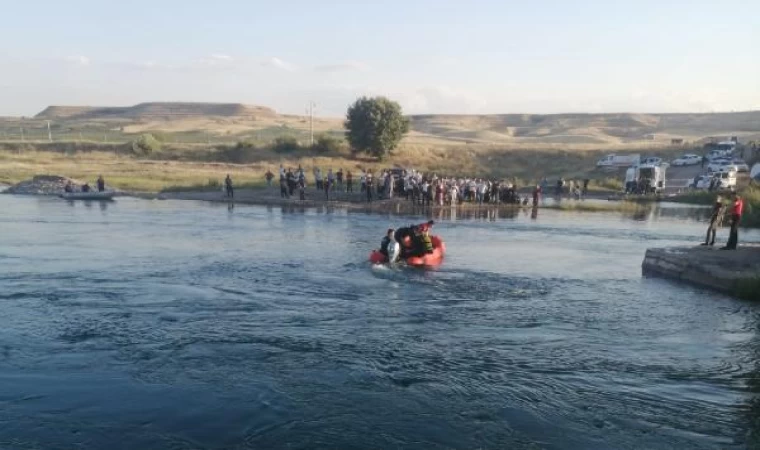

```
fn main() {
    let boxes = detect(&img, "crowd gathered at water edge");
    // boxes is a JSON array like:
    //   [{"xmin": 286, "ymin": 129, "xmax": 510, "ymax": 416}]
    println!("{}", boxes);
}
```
[{"xmin": 270, "ymin": 165, "xmax": 592, "ymax": 205}]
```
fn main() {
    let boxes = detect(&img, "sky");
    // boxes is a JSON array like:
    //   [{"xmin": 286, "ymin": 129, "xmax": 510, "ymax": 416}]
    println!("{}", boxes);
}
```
[{"xmin": 1, "ymin": 0, "xmax": 758, "ymax": 117}]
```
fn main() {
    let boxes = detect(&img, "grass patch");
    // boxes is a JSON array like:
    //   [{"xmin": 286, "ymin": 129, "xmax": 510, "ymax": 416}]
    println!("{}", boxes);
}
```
[{"xmin": 547, "ymin": 200, "xmax": 651, "ymax": 213}]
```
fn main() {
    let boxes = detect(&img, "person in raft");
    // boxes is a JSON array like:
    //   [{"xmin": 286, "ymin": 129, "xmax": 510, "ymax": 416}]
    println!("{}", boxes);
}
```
[
  {"xmin": 379, "ymin": 228, "xmax": 395, "ymax": 258},
  {"xmin": 394, "ymin": 220, "xmax": 435, "ymax": 258},
  {"xmin": 701, "ymin": 195, "xmax": 725, "ymax": 247}
]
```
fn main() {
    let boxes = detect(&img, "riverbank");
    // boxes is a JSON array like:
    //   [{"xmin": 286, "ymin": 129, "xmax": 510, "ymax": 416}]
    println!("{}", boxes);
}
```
[
  {"xmin": 0, "ymin": 146, "xmax": 684, "ymax": 194},
  {"xmin": 642, "ymin": 246, "xmax": 760, "ymax": 300}
]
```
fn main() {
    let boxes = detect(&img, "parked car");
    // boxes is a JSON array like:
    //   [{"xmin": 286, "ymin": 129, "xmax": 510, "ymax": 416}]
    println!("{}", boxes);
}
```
[
  {"xmin": 689, "ymin": 175, "xmax": 712, "ymax": 190},
  {"xmin": 640, "ymin": 156, "xmax": 663, "ymax": 166},
  {"xmin": 707, "ymin": 158, "xmax": 735, "ymax": 173},
  {"xmin": 707, "ymin": 149, "xmax": 732, "ymax": 161},
  {"xmin": 671, "ymin": 154, "xmax": 702, "ymax": 166},
  {"xmin": 714, "ymin": 170, "xmax": 737, "ymax": 190},
  {"xmin": 596, "ymin": 154, "xmax": 641, "ymax": 168}
]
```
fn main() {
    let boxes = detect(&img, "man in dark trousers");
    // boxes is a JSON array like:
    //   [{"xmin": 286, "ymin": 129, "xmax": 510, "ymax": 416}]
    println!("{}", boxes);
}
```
[
  {"xmin": 225, "ymin": 174, "xmax": 233, "ymax": 198},
  {"xmin": 700, "ymin": 195, "xmax": 725, "ymax": 246},
  {"xmin": 721, "ymin": 192, "xmax": 744, "ymax": 250},
  {"xmin": 366, "ymin": 172, "xmax": 373, "ymax": 202}
]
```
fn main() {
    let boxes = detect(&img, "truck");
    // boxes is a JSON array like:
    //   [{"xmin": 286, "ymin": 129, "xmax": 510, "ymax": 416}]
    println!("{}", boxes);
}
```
[
  {"xmin": 625, "ymin": 164, "xmax": 666, "ymax": 194},
  {"xmin": 596, "ymin": 153, "xmax": 641, "ymax": 168},
  {"xmin": 636, "ymin": 164, "xmax": 666, "ymax": 194}
]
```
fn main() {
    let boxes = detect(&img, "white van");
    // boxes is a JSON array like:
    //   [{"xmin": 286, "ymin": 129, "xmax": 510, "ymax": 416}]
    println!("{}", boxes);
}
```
[
  {"xmin": 597, "ymin": 154, "xmax": 641, "ymax": 168},
  {"xmin": 715, "ymin": 170, "xmax": 737, "ymax": 190}
]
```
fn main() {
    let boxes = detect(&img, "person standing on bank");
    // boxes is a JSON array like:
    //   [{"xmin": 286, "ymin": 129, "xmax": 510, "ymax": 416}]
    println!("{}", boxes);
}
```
[
  {"xmin": 700, "ymin": 195, "xmax": 725, "ymax": 246},
  {"xmin": 225, "ymin": 174, "xmax": 234, "ymax": 198},
  {"xmin": 721, "ymin": 192, "xmax": 744, "ymax": 250}
]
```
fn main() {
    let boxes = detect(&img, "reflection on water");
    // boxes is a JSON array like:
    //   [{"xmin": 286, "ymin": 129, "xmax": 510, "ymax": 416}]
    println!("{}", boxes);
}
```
[{"xmin": 0, "ymin": 194, "xmax": 758, "ymax": 450}]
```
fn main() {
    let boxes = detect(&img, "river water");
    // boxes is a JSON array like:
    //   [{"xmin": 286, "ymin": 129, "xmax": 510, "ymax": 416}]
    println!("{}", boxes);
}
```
[{"xmin": 1, "ymin": 195, "xmax": 760, "ymax": 450}]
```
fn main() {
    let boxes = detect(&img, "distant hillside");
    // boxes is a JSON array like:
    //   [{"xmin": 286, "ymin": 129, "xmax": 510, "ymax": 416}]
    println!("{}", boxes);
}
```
[
  {"xmin": 35, "ymin": 102, "xmax": 277, "ymax": 120},
  {"xmin": 14, "ymin": 104, "xmax": 760, "ymax": 148},
  {"xmin": 408, "ymin": 111, "xmax": 760, "ymax": 145}
]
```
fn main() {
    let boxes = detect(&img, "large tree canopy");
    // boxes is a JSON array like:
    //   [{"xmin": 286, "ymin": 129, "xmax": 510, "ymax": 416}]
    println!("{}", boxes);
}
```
[{"xmin": 344, "ymin": 96, "xmax": 410, "ymax": 158}]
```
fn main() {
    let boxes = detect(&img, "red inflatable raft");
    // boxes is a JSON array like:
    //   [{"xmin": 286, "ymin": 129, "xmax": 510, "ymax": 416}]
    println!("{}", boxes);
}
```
[{"xmin": 369, "ymin": 235, "xmax": 446, "ymax": 267}]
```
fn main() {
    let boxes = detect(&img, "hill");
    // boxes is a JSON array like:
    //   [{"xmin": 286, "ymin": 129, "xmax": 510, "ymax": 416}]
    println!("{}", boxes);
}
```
[
  {"xmin": 4, "ymin": 104, "xmax": 758, "ymax": 149},
  {"xmin": 35, "ymin": 102, "xmax": 277, "ymax": 120},
  {"xmin": 408, "ymin": 111, "xmax": 760, "ymax": 146}
]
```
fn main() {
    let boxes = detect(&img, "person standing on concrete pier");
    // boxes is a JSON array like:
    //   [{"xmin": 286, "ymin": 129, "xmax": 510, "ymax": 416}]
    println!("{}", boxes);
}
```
[
  {"xmin": 721, "ymin": 193, "xmax": 744, "ymax": 250},
  {"xmin": 701, "ymin": 195, "xmax": 725, "ymax": 246}
]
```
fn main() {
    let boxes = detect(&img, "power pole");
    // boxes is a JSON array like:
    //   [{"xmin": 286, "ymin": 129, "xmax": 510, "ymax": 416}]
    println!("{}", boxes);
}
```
[
  {"xmin": 47, "ymin": 120, "xmax": 52, "ymax": 142},
  {"xmin": 307, "ymin": 101, "xmax": 316, "ymax": 146},
  {"xmin": 20, "ymin": 127, "xmax": 24, "ymax": 142}
]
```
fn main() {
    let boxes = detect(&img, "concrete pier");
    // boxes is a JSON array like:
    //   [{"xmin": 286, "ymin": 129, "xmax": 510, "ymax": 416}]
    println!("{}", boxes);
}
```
[{"xmin": 642, "ymin": 245, "xmax": 760, "ymax": 300}]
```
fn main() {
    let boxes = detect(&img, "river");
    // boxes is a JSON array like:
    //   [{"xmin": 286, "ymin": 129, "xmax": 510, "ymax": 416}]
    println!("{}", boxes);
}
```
[{"xmin": 1, "ymin": 195, "xmax": 759, "ymax": 450}]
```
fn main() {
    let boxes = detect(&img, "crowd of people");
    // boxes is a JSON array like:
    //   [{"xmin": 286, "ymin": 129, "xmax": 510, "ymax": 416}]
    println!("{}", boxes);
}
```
[{"xmin": 264, "ymin": 166, "xmax": 593, "ymax": 207}]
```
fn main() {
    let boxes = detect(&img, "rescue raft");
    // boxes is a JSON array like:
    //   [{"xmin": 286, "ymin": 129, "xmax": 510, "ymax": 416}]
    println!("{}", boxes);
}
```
[{"xmin": 369, "ymin": 235, "xmax": 446, "ymax": 267}]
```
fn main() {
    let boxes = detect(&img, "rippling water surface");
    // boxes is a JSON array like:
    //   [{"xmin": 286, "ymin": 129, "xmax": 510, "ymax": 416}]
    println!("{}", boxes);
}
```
[{"xmin": 2, "ymin": 195, "xmax": 760, "ymax": 449}]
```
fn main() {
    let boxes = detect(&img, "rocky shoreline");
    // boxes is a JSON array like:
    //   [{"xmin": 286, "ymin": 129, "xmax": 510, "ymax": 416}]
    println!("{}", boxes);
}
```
[
  {"xmin": 642, "ymin": 246, "xmax": 760, "ymax": 300},
  {"xmin": 3, "ymin": 175, "xmax": 118, "ymax": 196}
]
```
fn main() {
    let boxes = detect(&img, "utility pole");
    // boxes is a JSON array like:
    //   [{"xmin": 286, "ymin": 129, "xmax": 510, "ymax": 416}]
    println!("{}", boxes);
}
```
[
  {"xmin": 307, "ymin": 101, "xmax": 316, "ymax": 146},
  {"xmin": 20, "ymin": 127, "xmax": 24, "ymax": 142},
  {"xmin": 47, "ymin": 120, "xmax": 52, "ymax": 142}
]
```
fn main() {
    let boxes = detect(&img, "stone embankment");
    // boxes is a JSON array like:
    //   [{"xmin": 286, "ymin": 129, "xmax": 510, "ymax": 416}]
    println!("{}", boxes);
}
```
[
  {"xmin": 642, "ymin": 246, "xmax": 760, "ymax": 300},
  {"xmin": 3, "ymin": 175, "xmax": 114, "ymax": 195}
]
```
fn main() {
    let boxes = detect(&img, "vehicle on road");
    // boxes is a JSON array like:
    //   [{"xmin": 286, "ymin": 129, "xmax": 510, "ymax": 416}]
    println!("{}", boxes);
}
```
[
  {"xmin": 707, "ymin": 158, "xmax": 737, "ymax": 173},
  {"xmin": 629, "ymin": 164, "xmax": 666, "ymax": 194},
  {"xmin": 689, "ymin": 175, "xmax": 712, "ymax": 190},
  {"xmin": 752, "ymin": 163, "xmax": 760, "ymax": 181},
  {"xmin": 714, "ymin": 170, "xmax": 737, "ymax": 190},
  {"xmin": 596, "ymin": 154, "xmax": 641, "ymax": 168},
  {"xmin": 639, "ymin": 156, "xmax": 665, "ymax": 167},
  {"xmin": 671, "ymin": 154, "xmax": 701, "ymax": 166}
]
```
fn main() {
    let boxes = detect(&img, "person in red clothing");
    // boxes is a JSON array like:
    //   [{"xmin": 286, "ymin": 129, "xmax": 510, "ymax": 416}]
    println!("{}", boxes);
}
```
[{"xmin": 721, "ymin": 192, "xmax": 744, "ymax": 250}]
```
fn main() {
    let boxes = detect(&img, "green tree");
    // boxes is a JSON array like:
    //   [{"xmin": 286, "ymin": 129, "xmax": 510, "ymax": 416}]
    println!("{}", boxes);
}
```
[{"xmin": 344, "ymin": 96, "xmax": 409, "ymax": 159}]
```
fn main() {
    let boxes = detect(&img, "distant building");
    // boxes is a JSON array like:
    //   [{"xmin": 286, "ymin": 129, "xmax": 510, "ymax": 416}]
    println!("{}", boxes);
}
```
[{"xmin": 671, "ymin": 138, "xmax": 684, "ymax": 145}]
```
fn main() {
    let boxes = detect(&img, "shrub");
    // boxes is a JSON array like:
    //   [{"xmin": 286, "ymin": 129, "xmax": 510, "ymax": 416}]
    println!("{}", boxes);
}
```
[
  {"xmin": 272, "ymin": 136, "xmax": 300, "ymax": 153},
  {"xmin": 213, "ymin": 141, "xmax": 258, "ymax": 163},
  {"xmin": 312, "ymin": 135, "xmax": 344, "ymax": 154},
  {"xmin": 131, "ymin": 134, "xmax": 161, "ymax": 156}
]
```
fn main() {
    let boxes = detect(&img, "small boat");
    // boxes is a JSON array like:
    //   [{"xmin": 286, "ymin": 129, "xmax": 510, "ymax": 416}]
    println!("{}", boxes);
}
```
[
  {"xmin": 60, "ymin": 191, "xmax": 116, "ymax": 200},
  {"xmin": 369, "ymin": 235, "xmax": 446, "ymax": 267}
]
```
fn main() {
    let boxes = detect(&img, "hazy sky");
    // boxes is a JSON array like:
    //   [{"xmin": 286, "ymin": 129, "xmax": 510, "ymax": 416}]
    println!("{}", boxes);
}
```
[{"xmin": 1, "ymin": 0, "xmax": 758, "ymax": 116}]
